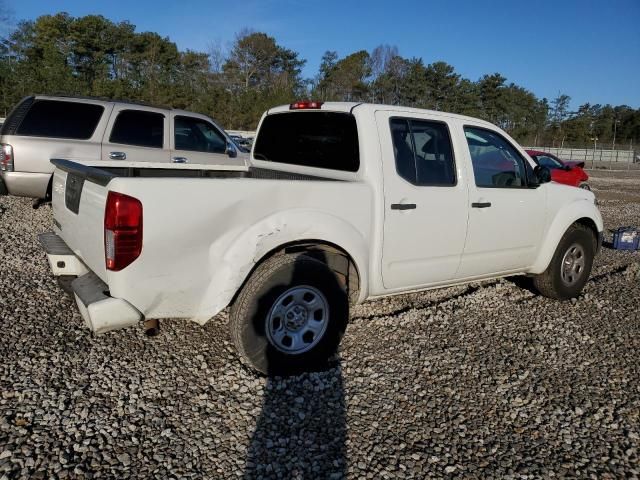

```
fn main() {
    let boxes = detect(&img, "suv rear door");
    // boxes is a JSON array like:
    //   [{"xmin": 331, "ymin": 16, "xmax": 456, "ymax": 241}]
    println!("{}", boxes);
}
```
[{"xmin": 101, "ymin": 106, "xmax": 170, "ymax": 163}]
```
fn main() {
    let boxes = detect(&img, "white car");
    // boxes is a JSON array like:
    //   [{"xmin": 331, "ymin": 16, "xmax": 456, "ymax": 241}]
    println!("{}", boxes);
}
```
[
  {"xmin": 39, "ymin": 101, "xmax": 603, "ymax": 375},
  {"xmin": 0, "ymin": 95, "xmax": 246, "ymax": 201}
]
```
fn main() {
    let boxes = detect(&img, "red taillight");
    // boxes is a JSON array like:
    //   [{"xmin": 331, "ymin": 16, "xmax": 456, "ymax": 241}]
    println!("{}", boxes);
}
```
[
  {"xmin": 104, "ymin": 191, "xmax": 143, "ymax": 271},
  {"xmin": 0, "ymin": 144, "xmax": 14, "ymax": 172},
  {"xmin": 289, "ymin": 101, "xmax": 324, "ymax": 110}
]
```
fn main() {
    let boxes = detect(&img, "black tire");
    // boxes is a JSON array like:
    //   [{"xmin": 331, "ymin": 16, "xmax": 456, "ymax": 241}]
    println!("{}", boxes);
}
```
[
  {"xmin": 579, "ymin": 182, "xmax": 591, "ymax": 191},
  {"xmin": 229, "ymin": 252, "xmax": 348, "ymax": 376},
  {"xmin": 533, "ymin": 224, "xmax": 595, "ymax": 300}
]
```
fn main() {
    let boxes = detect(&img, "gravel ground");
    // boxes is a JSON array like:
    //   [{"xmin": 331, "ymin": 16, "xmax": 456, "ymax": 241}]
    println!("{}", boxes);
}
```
[{"xmin": 1, "ymin": 174, "xmax": 639, "ymax": 479}]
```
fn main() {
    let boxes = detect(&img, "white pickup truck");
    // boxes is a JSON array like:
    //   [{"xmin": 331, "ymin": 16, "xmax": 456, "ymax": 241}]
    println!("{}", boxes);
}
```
[{"xmin": 40, "ymin": 101, "xmax": 603, "ymax": 375}]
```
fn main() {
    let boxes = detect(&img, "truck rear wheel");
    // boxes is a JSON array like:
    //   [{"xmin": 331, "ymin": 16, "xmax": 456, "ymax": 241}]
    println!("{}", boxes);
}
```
[
  {"xmin": 533, "ymin": 224, "xmax": 595, "ymax": 300},
  {"xmin": 229, "ymin": 252, "xmax": 348, "ymax": 375}
]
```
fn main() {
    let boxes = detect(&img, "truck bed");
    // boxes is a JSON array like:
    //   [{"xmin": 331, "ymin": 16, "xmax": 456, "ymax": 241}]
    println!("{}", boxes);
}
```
[
  {"xmin": 51, "ymin": 158, "xmax": 340, "ymax": 183},
  {"xmin": 49, "ymin": 159, "xmax": 372, "ymax": 327}
]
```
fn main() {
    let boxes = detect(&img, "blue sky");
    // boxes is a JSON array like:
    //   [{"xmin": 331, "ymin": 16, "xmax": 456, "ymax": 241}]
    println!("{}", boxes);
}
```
[{"xmin": 5, "ymin": 0, "xmax": 640, "ymax": 109}]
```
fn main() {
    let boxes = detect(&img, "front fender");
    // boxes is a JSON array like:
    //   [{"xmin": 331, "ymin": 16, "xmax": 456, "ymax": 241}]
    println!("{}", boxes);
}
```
[
  {"xmin": 529, "ymin": 198, "xmax": 603, "ymax": 274},
  {"xmin": 192, "ymin": 209, "xmax": 371, "ymax": 324}
]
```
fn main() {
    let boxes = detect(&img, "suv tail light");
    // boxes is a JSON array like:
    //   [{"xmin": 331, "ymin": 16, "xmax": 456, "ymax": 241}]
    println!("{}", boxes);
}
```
[
  {"xmin": 104, "ymin": 191, "xmax": 143, "ymax": 271},
  {"xmin": 290, "ymin": 101, "xmax": 323, "ymax": 110},
  {"xmin": 0, "ymin": 144, "xmax": 14, "ymax": 172}
]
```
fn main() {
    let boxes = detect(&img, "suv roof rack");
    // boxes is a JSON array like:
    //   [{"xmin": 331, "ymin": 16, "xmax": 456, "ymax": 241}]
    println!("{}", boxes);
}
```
[{"xmin": 35, "ymin": 94, "xmax": 174, "ymax": 111}]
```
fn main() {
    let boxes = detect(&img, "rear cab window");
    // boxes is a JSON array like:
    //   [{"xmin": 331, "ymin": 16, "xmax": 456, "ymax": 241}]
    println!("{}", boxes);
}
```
[
  {"xmin": 253, "ymin": 112, "xmax": 359, "ymax": 172},
  {"xmin": 14, "ymin": 100, "xmax": 104, "ymax": 140},
  {"xmin": 535, "ymin": 155, "xmax": 563, "ymax": 169}
]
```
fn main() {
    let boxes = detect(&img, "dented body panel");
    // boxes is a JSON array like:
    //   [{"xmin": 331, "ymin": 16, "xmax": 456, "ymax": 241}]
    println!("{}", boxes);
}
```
[{"xmin": 103, "ymin": 177, "xmax": 373, "ymax": 322}]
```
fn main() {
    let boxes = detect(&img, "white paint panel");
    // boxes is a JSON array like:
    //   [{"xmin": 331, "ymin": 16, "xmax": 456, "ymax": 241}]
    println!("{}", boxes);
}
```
[{"xmin": 376, "ymin": 110, "xmax": 469, "ymax": 289}]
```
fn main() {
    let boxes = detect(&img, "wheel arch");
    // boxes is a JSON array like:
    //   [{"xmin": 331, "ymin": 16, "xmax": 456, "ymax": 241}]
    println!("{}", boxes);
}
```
[
  {"xmin": 192, "ymin": 211, "xmax": 370, "ymax": 325},
  {"xmin": 574, "ymin": 216, "xmax": 599, "ymax": 249},
  {"xmin": 529, "ymin": 201, "xmax": 603, "ymax": 275},
  {"xmin": 231, "ymin": 240, "xmax": 362, "ymax": 307}
]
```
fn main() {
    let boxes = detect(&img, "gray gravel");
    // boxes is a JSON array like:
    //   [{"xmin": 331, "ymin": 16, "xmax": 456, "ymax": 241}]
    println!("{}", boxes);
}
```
[{"xmin": 1, "ymin": 173, "xmax": 639, "ymax": 479}]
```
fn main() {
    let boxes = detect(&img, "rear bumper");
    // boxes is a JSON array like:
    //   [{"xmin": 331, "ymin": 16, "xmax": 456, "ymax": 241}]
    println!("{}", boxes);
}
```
[
  {"xmin": 72, "ymin": 272, "xmax": 142, "ymax": 334},
  {"xmin": 0, "ymin": 171, "xmax": 51, "ymax": 198},
  {"xmin": 38, "ymin": 232, "xmax": 142, "ymax": 334}
]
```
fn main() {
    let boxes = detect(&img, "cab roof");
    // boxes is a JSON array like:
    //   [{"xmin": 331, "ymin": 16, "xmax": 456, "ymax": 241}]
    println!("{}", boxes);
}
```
[{"xmin": 266, "ymin": 101, "xmax": 497, "ymax": 128}]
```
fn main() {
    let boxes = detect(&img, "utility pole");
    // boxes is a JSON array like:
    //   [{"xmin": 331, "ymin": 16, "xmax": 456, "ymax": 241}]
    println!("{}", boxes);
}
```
[
  {"xmin": 612, "ymin": 118, "xmax": 620, "ymax": 151},
  {"xmin": 590, "ymin": 136, "xmax": 598, "ymax": 168}
]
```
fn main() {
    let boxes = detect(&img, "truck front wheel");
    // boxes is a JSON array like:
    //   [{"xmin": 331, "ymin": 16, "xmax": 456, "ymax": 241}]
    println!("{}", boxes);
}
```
[
  {"xmin": 229, "ymin": 253, "xmax": 348, "ymax": 375},
  {"xmin": 533, "ymin": 224, "xmax": 595, "ymax": 300}
]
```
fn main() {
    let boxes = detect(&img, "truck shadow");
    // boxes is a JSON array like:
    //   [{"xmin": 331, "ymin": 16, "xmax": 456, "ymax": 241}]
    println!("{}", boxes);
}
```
[
  {"xmin": 242, "ymin": 252, "xmax": 348, "ymax": 479},
  {"xmin": 242, "ymin": 364, "xmax": 346, "ymax": 479}
]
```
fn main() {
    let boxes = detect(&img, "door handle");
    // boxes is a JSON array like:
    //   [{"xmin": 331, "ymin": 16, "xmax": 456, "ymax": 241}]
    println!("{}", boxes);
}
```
[
  {"xmin": 390, "ymin": 203, "xmax": 417, "ymax": 210},
  {"xmin": 471, "ymin": 202, "xmax": 492, "ymax": 208},
  {"xmin": 109, "ymin": 151, "xmax": 126, "ymax": 160},
  {"xmin": 172, "ymin": 157, "xmax": 188, "ymax": 163}
]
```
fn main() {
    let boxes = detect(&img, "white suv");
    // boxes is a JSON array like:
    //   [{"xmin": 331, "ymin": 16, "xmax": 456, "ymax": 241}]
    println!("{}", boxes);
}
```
[{"xmin": 0, "ymin": 95, "xmax": 245, "ymax": 201}]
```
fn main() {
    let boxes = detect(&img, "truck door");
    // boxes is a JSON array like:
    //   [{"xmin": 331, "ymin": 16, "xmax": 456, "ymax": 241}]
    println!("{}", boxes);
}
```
[
  {"xmin": 457, "ymin": 126, "xmax": 546, "ymax": 277},
  {"xmin": 101, "ymin": 106, "xmax": 170, "ymax": 163},
  {"xmin": 376, "ymin": 111, "xmax": 469, "ymax": 290}
]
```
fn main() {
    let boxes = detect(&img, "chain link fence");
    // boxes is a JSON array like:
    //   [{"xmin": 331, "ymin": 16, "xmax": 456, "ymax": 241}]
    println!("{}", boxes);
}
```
[{"xmin": 524, "ymin": 146, "xmax": 639, "ymax": 170}]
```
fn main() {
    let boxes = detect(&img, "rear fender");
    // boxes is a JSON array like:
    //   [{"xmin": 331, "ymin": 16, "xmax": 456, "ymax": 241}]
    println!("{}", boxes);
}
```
[
  {"xmin": 193, "ymin": 210, "xmax": 370, "ymax": 324},
  {"xmin": 529, "ymin": 199, "xmax": 603, "ymax": 274}
]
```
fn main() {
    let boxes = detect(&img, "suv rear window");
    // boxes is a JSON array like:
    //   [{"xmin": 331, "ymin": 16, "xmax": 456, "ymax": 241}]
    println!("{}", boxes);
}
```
[
  {"xmin": 253, "ymin": 112, "xmax": 359, "ymax": 172},
  {"xmin": 15, "ymin": 100, "xmax": 104, "ymax": 140},
  {"xmin": 110, "ymin": 110, "xmax": 164, "ymax": 148}
]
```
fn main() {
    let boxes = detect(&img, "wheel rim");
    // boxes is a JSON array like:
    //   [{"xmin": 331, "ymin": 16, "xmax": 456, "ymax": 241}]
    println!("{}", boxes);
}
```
[
  {"xmin": 265, "ymin": 285, "xmax": 330, "ymax": 355},
  {"xmin": 560, "ymin": 243, "xmax": 586, "ymax": 287}
]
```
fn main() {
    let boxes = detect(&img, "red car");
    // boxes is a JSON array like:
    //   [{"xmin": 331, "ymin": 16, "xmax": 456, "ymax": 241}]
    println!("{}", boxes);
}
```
[{"xmin": 525, "ymin": 150, "xmax": 590, "ymax": 189}]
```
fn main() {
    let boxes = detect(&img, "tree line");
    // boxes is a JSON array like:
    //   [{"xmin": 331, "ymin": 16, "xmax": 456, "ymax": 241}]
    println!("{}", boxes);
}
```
[{"xmin": 0, "ymin": 12, "xmax": 638, "ymax": 149}]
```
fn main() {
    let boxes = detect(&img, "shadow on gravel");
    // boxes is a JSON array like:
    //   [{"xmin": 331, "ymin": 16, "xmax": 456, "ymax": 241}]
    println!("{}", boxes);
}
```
[
  {"xmin": 242, "ymin": 366, "xmax": 346, "ymax": 479},
  {"xmin": 242, "ymin": 252, "xmax": 347, "ymax": 479},
  {"xmin": 504, "ymin": 275, "xmax": 538, "ymax": 295}
]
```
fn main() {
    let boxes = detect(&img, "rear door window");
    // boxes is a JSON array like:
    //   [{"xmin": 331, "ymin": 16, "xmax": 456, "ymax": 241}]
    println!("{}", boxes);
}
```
[
  {"xmin": 15, "ymin": 100, "xmax": 104, "ymax": 139},
  {"xmin": 253, "ymin": 112, "xmax": 359, "ymax": 172},
  {"xmin": 109, "ymin": 110, "xmax": 164, "ymax": 148},
  {"xmin": 390, "ymin": 118, "xmax": 456, "ymax": 186}
]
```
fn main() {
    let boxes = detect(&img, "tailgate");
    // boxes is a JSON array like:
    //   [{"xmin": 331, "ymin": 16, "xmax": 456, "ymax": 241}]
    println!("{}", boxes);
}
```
[
  {"xmin": 51, "ymin": 161, "xmax": 112, "ymax": 281},
  {"xmin": 50, "ymin": 158, "xmax": 250, "ymax": 283}
]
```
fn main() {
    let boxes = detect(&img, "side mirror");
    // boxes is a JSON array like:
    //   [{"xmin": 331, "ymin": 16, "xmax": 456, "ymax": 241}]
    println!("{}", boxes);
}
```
[
  {"xmin": 534, "ymin": 165, "xmax": 552, "ymax": 184},
  {"xmin": 225, "ymin": 140, "xmax": 237, "ymax": 158}
]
